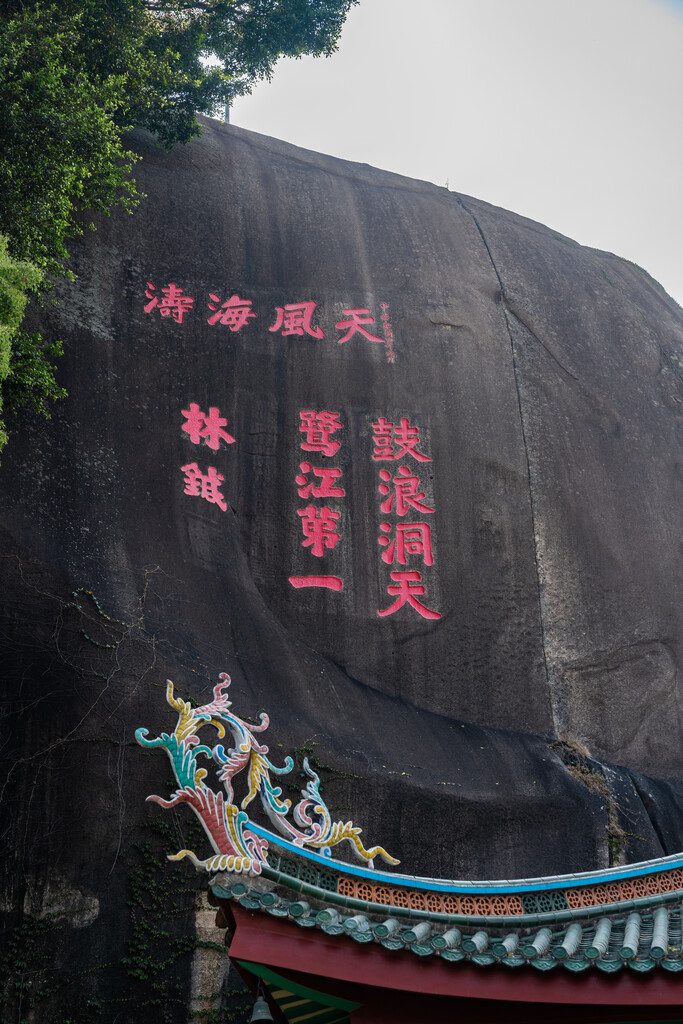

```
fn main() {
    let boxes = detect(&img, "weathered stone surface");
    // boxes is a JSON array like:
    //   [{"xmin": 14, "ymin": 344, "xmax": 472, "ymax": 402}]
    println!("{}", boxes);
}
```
[{"xmin": 0, "ymin": 118, "xmax": 681, "ymax": 1021}]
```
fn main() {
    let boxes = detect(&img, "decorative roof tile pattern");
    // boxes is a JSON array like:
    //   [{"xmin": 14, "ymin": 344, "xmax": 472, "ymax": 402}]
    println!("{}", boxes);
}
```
[
  {"xmin": 139, "ymin": 675, "xmax": 683, "ymax": 981},
  {"xmin": 212, "ymin": 873, "xmax": 683, "ymax": 974},
  {"xmin": 265, "ymin": 847, "xmax": 683, "ymax": 923}
]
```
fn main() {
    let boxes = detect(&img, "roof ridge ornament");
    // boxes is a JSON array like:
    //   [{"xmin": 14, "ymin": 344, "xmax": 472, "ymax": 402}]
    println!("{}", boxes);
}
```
[{"xmin": 135, "ymin": 672, "xmax": 399, "ymax": 875}]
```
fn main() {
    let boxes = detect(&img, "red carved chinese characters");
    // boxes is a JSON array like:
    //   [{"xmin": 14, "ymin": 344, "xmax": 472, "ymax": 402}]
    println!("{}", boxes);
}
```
[
  {"xmin": 299, "ymin": 410, "xmax": 343, "ymax": 457},
  {"xmin": 145, "ymin": 283, "xmax": 194, "ymax": 323},
  {"xmin": 298, "ymin": 506, "xmax": 341, "ymax": 557},
  {"xmin": 289, "ymin": 576, "xmax": 343, "ymax": 591},
  {"xmin": 290, "ymin": 412, "xmax": 345, "ymax": 591},
  {"xmin": 378, "ymin": 467, "xmax": 434, "ymax": 516},
  {"xmin": 372, "ymin": 417, "xmax": 432, "ymax": 462},
  {"xmin": 296, "ymin": 463, "xmax": 345, "ymax": 498},
  {"xmin": 378, "ymin": 571, "xmax": 441, "ymax": 620},
  {"xmin": 378, "ymin": 522, "xmax": 433, "ymax": 566},
  {"xmin": 270, "ymin": 301, "xmax": 324, "ymax": 339},
  {"xmin": 181, "ymin": 463, "xmax": 228, "ymax": 512},
  {"xmin": 179, "ymin": 403, "xmax": 236, "ymax": 513},
  {"xmin": 373, "ymin": 416, "xmax": 440, "ymax": 620},
  {"xmin": 181, "ymin": 404, "xmax": 236, "ymax": 450},
  {"xmin": 207, "ymin": 294, "xmax": 256, "ymax": 330},
  {"xmin": 143, "ymin": 282, "xmax": 396, "ymax": 357},
  {"xmin": 335, "ymin": 308, "xmax": 384, "ymax": 344}
]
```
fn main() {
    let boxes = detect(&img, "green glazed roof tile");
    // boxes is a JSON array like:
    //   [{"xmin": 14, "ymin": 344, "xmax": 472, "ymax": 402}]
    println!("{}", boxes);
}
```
[
  {"xmin": 238, "ymin": 895, "xmax": 261, "ymax": 910},
  {"xmin": 410, "ymin": 943, "xmax": 434, "ymax": 957},
  {"xmin": 595, "ymin": 959, "xmax": 623, "ymax": 973},
  {"xmin": 563, "ymin": 959, "xmax": 591, "ymax": 972},
  {"xmin": 321, "ymin": 923, "xmax": 345, "ymax": 936},
  {"xmin": 258, "ymin": 891, "xmax": 279, "ymax": 907},
  {"xmin": 628, "ymin": 959, "xmax": 656, "ymax": 972},
  {"xmin": 380, "ymin": 938, "xmax": 404, "ymax": 951},
  {"xmin": 289, "ymin": 900, "xmax": 311, "ymax": 918},
  {"xmin": 210, "ymin": 885, "xmax": 234, "ymax": 900},
  {"xmin": 210, "ymin": 873, "xmax": 683, "ymax": 979},
  {"xmin": 531, "ymin": 958, "xmax": 557, "ymax": 971},
  {"xmin": 499, "ymin": 955, "xmax": 525, "ymax": 968},
  {"xmin": 267, "ymin": 905, "xmax": 289, "ymax": 917},
  {"xmin": 440, "ymin": 949, "xmax": 466, "ymax": 962},
  {"xmin": 374, "ymin": 919, "xmax": 400, "ymax": 938}
]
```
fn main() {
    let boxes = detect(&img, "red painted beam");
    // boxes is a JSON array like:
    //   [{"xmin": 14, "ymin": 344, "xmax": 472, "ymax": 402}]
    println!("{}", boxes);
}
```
[{"xmin": 227, "ymin": 903, "xmax": 683, "ymax": 1008}]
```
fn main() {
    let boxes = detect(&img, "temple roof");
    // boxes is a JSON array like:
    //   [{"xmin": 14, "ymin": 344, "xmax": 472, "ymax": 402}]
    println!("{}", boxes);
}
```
[
  {"xmin": 209, "ymin": 842, "xmax": 683, "ymax": 976},
  {"xmin": 137, "ymin": 674, "xmax": 683, "ymax": 1009}
]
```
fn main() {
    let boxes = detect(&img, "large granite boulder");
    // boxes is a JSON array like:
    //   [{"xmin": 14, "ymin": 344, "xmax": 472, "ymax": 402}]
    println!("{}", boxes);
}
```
[{"xmin": 0, "ymin": 117, "xmax": 681, "ymax": 1021}]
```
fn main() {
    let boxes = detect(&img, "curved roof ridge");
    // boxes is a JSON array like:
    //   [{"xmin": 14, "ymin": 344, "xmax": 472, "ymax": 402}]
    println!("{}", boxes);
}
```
[{"xmin": 256, "ymin": 825, "xmax": 683, "ymax": 894}]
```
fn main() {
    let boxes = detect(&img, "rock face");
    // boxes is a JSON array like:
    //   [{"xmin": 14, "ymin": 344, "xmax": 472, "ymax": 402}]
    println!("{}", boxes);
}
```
[{"xmin": 0, "ymin": 118, "xmax": 681, "ymax": 1021}]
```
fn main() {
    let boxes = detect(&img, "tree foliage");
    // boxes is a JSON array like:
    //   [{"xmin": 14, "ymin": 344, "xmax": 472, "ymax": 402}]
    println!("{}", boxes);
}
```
[
  {"xmin": 0, "ymin": 235, "xmax": 66, "ymax": 450},
  {"xmin": 0, "ymin": 0, "xmax": 357, "ymax": 450}
]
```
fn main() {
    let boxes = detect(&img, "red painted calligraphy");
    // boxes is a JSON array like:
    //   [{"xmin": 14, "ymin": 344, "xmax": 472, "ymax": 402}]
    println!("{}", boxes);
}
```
[
  {"xmin": 181, "ymin": 463, "xmax": 227, "ymax": 512},
  {"xmin": 335, "ymin": 308, "xmax": 384, "ymax": 344},
  {"xmin": 288, "ymin": 576, "xmax": 343, "ymax": 591},
  {"xmin": 373, "ymin": 411, "xmax": 439, "ymax": 621},
  {"xmin": 270, "ymin": 302, "xmax": 324, "ymax": 339},
  {"xmin": 372, "ymin": 417, "xmax": 431, "ymax": 462},
  {"xmin": 144, "ymin": 282, "xmax": 194, "ymax": 323},
  {"xmin": 378, "ymin": 522, "xmax": 433, "ymax": 566},
  {"xmin": 296, "ymin": 463, "xmax": 345, "ymax": 498},
  {"xmin": 377, "ymin": 571, "xmax": 441, "ymax": 620},
  {"xmin": 378, "ymin": 467, "xmax": 434, "ymax": 516},
  {"xmin": 207, "ymin": 294, "xmax": 256, "ymax": 330},
  {"xmin": 297, "ymin": 506, "xmax": 341, "ymax": 557},
  {"xmin": 299, "ymin": 411, "xmax": 343, "ymax": 457},
  {"xmin": 291, "ymin": 411, "xmax": 345, "ymax": 591},
  {"xmin": 181, "ymin": 404, "xmax": 236, "ymax": 449}
]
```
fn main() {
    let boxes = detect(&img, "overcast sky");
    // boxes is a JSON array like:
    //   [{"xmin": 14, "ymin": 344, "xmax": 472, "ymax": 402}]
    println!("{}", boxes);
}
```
[{"xmin": 231, "ymin": 0, "xmax": 683, "ymax": 307}]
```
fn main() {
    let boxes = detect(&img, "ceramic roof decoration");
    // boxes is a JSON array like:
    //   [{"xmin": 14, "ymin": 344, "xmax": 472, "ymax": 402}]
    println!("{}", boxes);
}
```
[
  {"xmin": 138, "ymin": 676, "xmax": 683, "ymax": 1021},
  {"xmin": 136, "ymin": 673, "xmax": 399, "ymax": 875},
  {"xmin": 208, "ymin": 846, "xmax": 683, "ymax": 975}
]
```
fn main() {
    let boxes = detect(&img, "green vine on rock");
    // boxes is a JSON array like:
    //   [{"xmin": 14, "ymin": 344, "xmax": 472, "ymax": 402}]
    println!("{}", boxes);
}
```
[
  {"xmin": 0, "ymin": 816, "xmax": 252, "ymax": 1024},
  {"xmin": 65, "ymin": 588, "xmax": 128, "ymax": 648},
  {"xmin": 551, "ymin": 737, "xmax": 644, "ymax": 865},
  {"xmin": 123, "ymin": 815, "xmax": 251, "ymax": 1023},
  {"xmin": 0, "ymin": 914, "xmax": 67, "ymax": 1023}
]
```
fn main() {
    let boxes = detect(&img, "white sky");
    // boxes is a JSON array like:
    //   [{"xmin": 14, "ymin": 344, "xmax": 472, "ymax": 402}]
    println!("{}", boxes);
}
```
[{"xmin": 231, "ymin": 0, "xmax": 683, "ymax": 308}]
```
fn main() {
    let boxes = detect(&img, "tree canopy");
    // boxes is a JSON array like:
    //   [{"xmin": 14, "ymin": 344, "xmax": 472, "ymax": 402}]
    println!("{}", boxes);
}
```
[{"xmin": 0, "ymin": 0, "xmax": 357, "ymax": 450}]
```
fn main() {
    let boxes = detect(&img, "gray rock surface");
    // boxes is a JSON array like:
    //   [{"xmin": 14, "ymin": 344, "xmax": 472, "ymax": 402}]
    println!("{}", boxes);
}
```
[{"xmin": 0, "ymin": 118, "xmax": 681, "ymax": 1022}]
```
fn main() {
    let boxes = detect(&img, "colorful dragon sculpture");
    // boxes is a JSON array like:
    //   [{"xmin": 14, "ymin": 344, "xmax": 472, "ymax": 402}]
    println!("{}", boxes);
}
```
[{"xmin": 136, "ymin": 672, "xmax": 399, "ymax": 876}]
